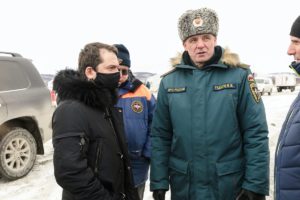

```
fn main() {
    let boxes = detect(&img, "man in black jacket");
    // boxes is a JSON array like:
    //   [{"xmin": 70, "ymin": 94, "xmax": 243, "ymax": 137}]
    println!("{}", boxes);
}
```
[{"xmin": 52, "ymin": 42, "xmax": 139, "ymax": 200}]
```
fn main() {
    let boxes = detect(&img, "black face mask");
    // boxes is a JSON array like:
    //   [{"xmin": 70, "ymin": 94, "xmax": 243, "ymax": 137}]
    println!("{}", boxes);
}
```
[
  {"xmin": 94, "ymin": 72, "xmax": 120, "ymax": 89},
  {"xmin": 289, "ymin": 61, "xmax": 300, "ymax": 76}
]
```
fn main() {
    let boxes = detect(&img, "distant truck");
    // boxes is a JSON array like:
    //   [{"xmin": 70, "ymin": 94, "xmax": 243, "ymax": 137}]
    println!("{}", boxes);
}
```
[
  {"xmin": 274, "ymin": 74, "xmax": 296, "ymax": 92},
  {"xmin": 255, "ymin": 77, "xmax": 273, "ymax": 95},
  {"xmin": 144, "ymin": 74, "xmax": 162, "ymax": 96}
]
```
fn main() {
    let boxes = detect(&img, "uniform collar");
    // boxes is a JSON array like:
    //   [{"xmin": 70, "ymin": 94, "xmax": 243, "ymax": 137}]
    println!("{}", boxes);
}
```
[
  {"xmin": 118, "ymin": 79, "xmax": 143, "ymax": 96},
  {"xmin": 176, "ymin": 46, "xmax": 228, "ymax": 70},
  {"xmin": 118, "ymin": 81, "xmax": 132, "ymax": 96}
]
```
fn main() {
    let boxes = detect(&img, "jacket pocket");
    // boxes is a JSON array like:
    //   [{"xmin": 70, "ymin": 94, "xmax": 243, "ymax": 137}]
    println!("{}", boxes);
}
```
[
  {"xmin": 53, "ymin": 132, "xmax": 89, "ymax": 158},
  {"xmin": 216, "ymin": 158, "xmax": 244, "ymax": 199},
  {"xmin": 53, "ymin": 132, "xmax": 90, "ymax": 186},
  {"xmin": 168, "ymin": 156, "xmax": 189, "ymax": 200}
]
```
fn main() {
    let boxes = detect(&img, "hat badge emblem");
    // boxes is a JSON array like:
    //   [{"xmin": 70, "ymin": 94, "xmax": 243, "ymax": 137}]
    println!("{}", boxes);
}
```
[{"xmin": 193, "ymin": 17, "xmax": 203, "ymax": 27}]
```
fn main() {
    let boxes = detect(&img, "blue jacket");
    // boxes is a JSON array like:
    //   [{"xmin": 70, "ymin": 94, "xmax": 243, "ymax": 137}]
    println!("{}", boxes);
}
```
[
  {"xmin": 275, "ymin": 92, "xmax": 300, "ymax": 199},
  {"xmin": 117, "ymin": 79, "xmax": 156, "ymax": 186}
]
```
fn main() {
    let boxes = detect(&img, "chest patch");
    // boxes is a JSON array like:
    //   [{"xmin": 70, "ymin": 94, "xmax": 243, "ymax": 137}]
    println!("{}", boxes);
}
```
[
  {"xmin": 167, "ymin": 87, "xmax": 186, "ymax": 93},
  {"xmin": 131, "ymin": 100, "xmax": 143, "ymax": 113},
  {"xmin": 248, "ymin": 74, "xmax": 261, "ymax": 103},
  {"xmin": 213, "ymin": 83, "xmax": 236, "ymax": 91}
]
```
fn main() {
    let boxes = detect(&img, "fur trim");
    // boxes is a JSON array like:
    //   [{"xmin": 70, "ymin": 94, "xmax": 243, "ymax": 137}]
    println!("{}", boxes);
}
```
[
  {"xmin": 53, "ymin": 69, "xmax": 118, "ymax": 110},
  {"xmin": 170, "ymin": 52, "xmax": 182, "ymax": 67},
  {"xmin": 169, "ymin": 47, "xmax": 249, "ymax": 68},
  {"xmin": 222, "ymin": 47, "xmax": 249, "ymax": 68}
]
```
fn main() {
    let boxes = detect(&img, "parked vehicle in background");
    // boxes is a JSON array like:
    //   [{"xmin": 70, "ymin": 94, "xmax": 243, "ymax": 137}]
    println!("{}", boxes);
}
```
[
  {"xmin": 144, "ymin": 74, "xmax": 162, "ymax": 97},
  {"xmin": 46, "ymin": 79, "xmax": 57, "ymax": 107},
  {"xmin": 0, "ymin": 52, "xmax": 54, "ymax": 180},
  {"xmin": 133, "ymin": 72, "xmax": 155, "ymax": 83},
  {"xmin": 274, "ymin": 73, "xmax": 296, "ymax": 92},
  {"xmin": 255, "ymin": 77, "xmax": 274, "ymax": 95}
]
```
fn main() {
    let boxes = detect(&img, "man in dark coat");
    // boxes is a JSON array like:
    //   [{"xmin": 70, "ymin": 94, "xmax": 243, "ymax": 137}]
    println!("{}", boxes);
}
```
[
  {"xmin": 275, "ymin": 15, "xmax": 300, "ymax": 200},
  {"xmin": 52, "ymin": 42, "xmax": 139, "ymax": 200}
]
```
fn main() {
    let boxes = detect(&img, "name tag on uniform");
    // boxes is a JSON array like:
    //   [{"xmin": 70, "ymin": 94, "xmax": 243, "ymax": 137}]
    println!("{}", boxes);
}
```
[
  {"xmin": 213, "ymin": 83, "xmax": 236, "ymax": 91},
  {"xmin": 167, "ymin": 87, "xmax": 186, "ymax": 93}
]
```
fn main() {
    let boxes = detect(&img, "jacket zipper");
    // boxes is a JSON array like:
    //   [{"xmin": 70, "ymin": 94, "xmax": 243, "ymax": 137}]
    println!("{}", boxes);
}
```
[
  {"xmin": 105, "ymin": 108, "xmax": 126, "ymax": 194},
  {"xmin": 104, "ymin": 108, "xmax": 124, "ymax": 160},
  {"xmin": 94, "ymin": 139, "xmax": 103, "ymax": 175},
  {"xmin": 275, "ymin": 109, "xmax": 295, "ymax": 157}
]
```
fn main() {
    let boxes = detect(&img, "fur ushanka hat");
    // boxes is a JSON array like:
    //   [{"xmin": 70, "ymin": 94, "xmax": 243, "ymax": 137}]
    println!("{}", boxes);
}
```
[{"xmin": 178, "ymin": 7, "xmax": 219, "ymax": 42}]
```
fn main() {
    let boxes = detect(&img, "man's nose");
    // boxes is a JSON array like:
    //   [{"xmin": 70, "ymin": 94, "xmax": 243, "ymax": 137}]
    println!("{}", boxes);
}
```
[
  {"xmin": 196, "ymin": 40, "xmax": 205, "ymax": 48},
  {"xmin": 287, "ymin": 44, "xmax": 295, "ymax": 55}
]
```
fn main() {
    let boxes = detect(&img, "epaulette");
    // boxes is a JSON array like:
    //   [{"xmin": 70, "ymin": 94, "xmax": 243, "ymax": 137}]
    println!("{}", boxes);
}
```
[
  {"xmin": 160, "ymin": 67, "xmax": 177, "ymax": 78},
  {"xmin": 239, "ymin": 63, "xmax": 250, "ymax": 69},
  {"xmin": 225, "ymin": 62, "xmax": 250, "ymax": 69}
]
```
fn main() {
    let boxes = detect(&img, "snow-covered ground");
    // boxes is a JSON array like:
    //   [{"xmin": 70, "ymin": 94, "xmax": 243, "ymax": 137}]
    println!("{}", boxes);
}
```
[{"xmin": 0, "ymin": 90, "xmax": 298, "ymax": 200}]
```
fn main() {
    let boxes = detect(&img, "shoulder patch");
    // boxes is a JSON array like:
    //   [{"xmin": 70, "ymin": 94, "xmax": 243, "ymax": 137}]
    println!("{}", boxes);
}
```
[{"xmin": 248, "ymin": 74, "xmax": 261, "ymax": 103}]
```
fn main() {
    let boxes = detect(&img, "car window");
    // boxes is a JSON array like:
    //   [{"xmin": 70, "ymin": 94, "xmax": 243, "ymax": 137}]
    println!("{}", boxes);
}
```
[{"xmin": 0, "ymin": 61, "xmax": 30, "ymax": 91}]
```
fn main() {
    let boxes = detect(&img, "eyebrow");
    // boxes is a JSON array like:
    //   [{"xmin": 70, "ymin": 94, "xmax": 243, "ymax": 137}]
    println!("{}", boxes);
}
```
[
  {"xmin": 291, "ymin": 39, "xmax": 300, "ymax": 43},
  {"xmin": 103, "ymin": 64, "xmax": 119, "ymax": 69}
]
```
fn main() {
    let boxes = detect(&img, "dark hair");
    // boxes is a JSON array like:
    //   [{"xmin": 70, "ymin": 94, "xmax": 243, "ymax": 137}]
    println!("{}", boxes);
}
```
[{"xmin": 78, "ymin": 42, "xmax": 117, "ymax": 77}]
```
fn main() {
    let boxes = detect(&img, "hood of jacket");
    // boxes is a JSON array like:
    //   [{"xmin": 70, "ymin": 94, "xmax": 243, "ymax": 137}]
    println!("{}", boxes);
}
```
[
  {"xmin": 170, "ymin": 46, "xmax": 249, "ymax": 68},
  {"xmin": 53, "ymin": 69, "xmax": 118, "ymax": 110}
]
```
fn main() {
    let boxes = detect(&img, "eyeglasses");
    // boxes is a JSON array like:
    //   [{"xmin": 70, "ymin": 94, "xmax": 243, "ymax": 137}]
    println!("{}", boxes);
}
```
[{"xmin": 119, "ymin": 69, "xmax": 128, "ymax": 76}]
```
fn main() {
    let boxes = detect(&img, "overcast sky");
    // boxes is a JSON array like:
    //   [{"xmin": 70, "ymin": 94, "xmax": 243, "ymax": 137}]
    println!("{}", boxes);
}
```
[{"xmin": 1, "ymin": 0, "xmax": 299, "ymax": 75}]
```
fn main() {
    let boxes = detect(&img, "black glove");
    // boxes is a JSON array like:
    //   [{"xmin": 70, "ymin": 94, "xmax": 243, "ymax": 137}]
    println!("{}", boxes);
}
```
[
  {"xmin": 236, "ymin": 189, "xmax": 266, "ymax": 200},
  {"xmin": 153, "ymin": 190, "xmax": 166, "ymax": 200}
]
